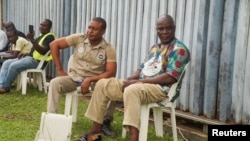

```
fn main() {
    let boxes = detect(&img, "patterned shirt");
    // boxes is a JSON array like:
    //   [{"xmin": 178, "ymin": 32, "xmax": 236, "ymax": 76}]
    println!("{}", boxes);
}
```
[{"xmin": 139, "ymin": 39, "xmax": 190, "ymax": 94}]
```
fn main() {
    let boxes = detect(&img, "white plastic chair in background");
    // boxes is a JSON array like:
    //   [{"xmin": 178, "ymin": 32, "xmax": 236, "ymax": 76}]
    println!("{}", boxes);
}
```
[
  {"xmin": 16, "ymin": 51, "xmax": 51, "ymax": 95},
  {"xmin": 122, "ymin": 63, "xmax": 189, "ymax": 141},
  {"xmin": 34, "ymin": 112, "xmax": 73, "ymax": 141}
]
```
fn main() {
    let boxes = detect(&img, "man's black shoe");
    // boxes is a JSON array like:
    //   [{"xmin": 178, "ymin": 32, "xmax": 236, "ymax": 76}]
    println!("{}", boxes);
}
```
[{"xmin": 102, "ymin": 119, "xmax": 116, "ymax": 137}]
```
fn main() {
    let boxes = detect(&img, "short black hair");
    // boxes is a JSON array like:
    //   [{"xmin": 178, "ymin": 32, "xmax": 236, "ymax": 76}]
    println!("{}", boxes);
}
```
[
  {"xmin": 3, "ymin": 21, "xmax": 16, "ymax": 30},
  {"xmin": 45, "ymin": 19, "xmax": 52, "ymax": 29},
  {"xmin": 156, "ymin": 14, "xmax": 175, "ymax": 26},
  {"xmin": 92, "ymin": 17, "xmax": 107, "ymax": 30}
]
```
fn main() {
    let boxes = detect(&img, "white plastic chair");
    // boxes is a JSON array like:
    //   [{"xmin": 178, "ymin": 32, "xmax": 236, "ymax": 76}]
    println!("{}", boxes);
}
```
[
  {"xmin": 16, "ymin": 51, "xmax": 51, "ymax": 95},
  {"xmin": 63, "ymin": 55, "xmax": 78, "ymax": 122},
  {"xmin": 63, "ymin": 55, "xmax": 93, "ymax": 123},
  {"xmin": 122, "ymin": 64, "xmax": 189, "ymax": 141},
  {"xmin": 64, "ymin": 90, "xmax": 79, "ymax": 123},
  {"xmin": 34, "ymin": 112, "xmax": 73, "ymax": 141},
  {"xmin": 64, "ymin": 89, "xmax": 93, "ymax": 123}
]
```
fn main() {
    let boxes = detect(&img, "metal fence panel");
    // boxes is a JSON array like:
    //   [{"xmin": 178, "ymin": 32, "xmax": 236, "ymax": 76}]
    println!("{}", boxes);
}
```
[{"xmin": 1, "ymin": 0, "xmax": 250, "ymax": 124}]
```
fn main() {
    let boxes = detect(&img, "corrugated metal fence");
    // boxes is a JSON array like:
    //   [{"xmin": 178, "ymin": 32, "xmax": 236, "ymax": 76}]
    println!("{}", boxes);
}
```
[{"xmin": 1, "ymin": 0, "xmax": 250, "ymax": 124}]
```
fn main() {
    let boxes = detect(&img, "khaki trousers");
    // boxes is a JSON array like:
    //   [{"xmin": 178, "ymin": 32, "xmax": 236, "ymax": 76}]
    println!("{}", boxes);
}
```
[
  {"xmin": 85, "ymin": 77, "xmax": 166, "ymax": 130},
  {"xmin": 47, "ymin": 76, "xmax": 116, "ymax": 120}
]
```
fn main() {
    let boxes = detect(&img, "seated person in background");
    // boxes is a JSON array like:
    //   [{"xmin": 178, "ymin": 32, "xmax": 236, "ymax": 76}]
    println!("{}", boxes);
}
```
[
  {"xmin": 0, "ymin": 29, "xmax": 8, "ymax": 52},
  {"xmin": 0, "ymin": 29, "xmax": 32, "ymax": 64},
  {"xmin": 47, "ymin": 17, "xmax": 117, "ymax": 137},
  {"xmin": 77, "ymin": 14, "xmax": 190, "ymax": 141},
  {"xmin": 0, "ymin": 19, "xmax": 56, "ymax": 94},
  {"xmin": 1, "ymin": 21, "xmax": 27, "ymax": 52},
  {"xmin": 3, "ymin": 21, "xmax": 26, "ymax": 38}
]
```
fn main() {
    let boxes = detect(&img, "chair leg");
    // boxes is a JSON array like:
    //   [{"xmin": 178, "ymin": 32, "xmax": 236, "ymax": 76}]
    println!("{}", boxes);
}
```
[
  {"xmin": 71, "ymin": 92, "xmax": 78, "ymax": 122},
  {"xmin": 37, "ymin": 73, "xmax": 43, "ymax": 91},
  {"xmin": 170, "ymin": 107, "xmax": 178, "ymax": 141},
  {"xmin": 153, "ymin": 107, "xmax": 163, "ymax": 137},
  {"xmin": 121, "ymin": 104, "xmax": 173, "ymax": 140},
  {"xmin": 65, "ymin": 93, "xmax": 73, "ymax": 116},
  {"xmin": 139, "ymin": 104, "xmax": 150, "ymax": 141},
  {"xmin": 41, "ymin": 71, "xmax": 47, "ymax": 93},
  {"xmin": 16, "ymin": 74, "xmax": 21, "ymax": 91},
  {"xmin": 28, "ymin": 72, "xmax": 33, "ymax": 87},
  {"xmin": 122, "ymin": 127, "xmax": 127, "ymax": 138},
  {"xmin": 32, "ymin": 72, "xmax": 38, "ymax": 87},
  {"xmin": 21, "ymin": 71, "xmax": 28, "ymax": 95},
  {"xmin": 64, "ymin": 91, "xmax": 78, "ymax": 122}
]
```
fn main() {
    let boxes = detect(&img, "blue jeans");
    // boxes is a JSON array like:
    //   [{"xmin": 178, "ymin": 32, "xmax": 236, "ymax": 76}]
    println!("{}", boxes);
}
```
[{"xmin": 0, "ymin": 56, "xmax": 39, "ymax": 90}]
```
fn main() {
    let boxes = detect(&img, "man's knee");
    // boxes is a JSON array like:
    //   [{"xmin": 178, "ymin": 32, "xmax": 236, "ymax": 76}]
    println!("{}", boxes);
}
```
[
  {"xmin": 49, "ymin": 77, "xmax": 65, "ymax": 87},
  {"xmin": 123, "ymin": 84, "xmax": 140, "ymax": 97},
  {"xmin": 95, "ymin": 78, "xmax": 114, "ymax": 87}
]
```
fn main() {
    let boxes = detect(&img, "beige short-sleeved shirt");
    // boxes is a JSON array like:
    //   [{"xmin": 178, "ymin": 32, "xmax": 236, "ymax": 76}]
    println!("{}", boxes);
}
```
[
  {"xmin": 12, "ymin": 36, "xmax": 32, "ymax": 53},
  {"xmin": 66, "ymin": 33, "xmax": 117, "ymax": 81}
]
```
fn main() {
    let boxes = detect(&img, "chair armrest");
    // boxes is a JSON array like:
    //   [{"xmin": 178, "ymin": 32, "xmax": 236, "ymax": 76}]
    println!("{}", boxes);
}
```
[{"xmin": 36, "ymin": 51, "xmax": 51, "ymax": 69}]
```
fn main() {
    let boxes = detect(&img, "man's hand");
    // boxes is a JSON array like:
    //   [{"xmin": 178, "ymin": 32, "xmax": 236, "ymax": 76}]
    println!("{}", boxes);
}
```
[
  {"xmin": 17, "ymin": 53, "xmax": 28, "ymax": 59},
  {"xmin": 80, "ymin": 78, "xmax": 91, "ymax": 94},
  {"xmin": 26, "ymin": 31, "xmax": 35, "ymax": 41},
  {"xmin": 122, "ymin": 79, "xmax": 139, "ymax": 92},
  {"xmin": 57, "ymin": 70, "xmax": 67, "ymax": 76}
]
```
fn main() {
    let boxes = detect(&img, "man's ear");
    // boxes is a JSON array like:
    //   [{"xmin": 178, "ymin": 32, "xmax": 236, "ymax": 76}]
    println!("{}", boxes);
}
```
[
  {"xmin": 101, "ymin": 29, "xmax": 106, "ymax": 35},
  {"xmin": 173, "ymin": 26, "xmax": 176, "ymax": 32}
]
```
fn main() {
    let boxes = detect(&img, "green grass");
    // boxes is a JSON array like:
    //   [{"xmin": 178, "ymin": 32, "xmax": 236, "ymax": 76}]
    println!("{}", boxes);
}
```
[{"xmin": 0, "ymin": 85, "xmax": 182, "ymax": 141}]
